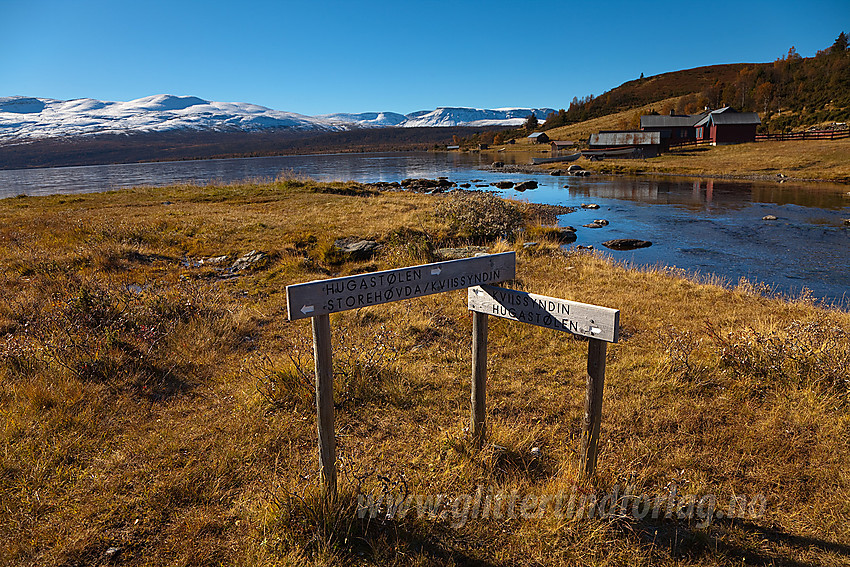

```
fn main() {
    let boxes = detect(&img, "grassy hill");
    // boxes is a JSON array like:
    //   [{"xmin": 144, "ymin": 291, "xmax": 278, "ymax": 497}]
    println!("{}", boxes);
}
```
[{"xmin": 535, "ymin": 33, "xmax": 850, "ymax": 134}]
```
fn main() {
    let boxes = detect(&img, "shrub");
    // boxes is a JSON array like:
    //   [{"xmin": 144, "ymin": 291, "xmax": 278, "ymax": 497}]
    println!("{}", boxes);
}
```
[{"xmin": 434, "ymin": 192, "xmax": 522, "ymax": 242}]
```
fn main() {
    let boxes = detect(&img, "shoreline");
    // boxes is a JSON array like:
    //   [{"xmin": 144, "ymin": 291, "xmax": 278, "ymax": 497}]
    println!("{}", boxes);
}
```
[{"xmin": 481, "ymin": 161, "xmax": 850, "ymax": 188}]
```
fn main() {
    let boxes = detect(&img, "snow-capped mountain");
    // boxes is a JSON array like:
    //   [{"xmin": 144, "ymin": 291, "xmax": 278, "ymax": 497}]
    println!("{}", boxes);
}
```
[
  {"xmin": 399, "ymin": 107, "xmax": 554, "ymax": 128},
  {"xmin": 0, "ymin": 95, "xmax": 340, "ymax": 140},
  {"xmin": 319, "ymin": 111, "xmax": 408, "ymax": 127},
  {"xmin": 0, "ymin": 95, "xmax": 554, "ymax": 141}
]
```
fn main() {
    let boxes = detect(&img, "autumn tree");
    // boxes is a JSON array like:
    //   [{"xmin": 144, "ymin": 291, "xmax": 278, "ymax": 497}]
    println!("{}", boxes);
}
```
[
  {"xmin": 524, "ymin": 114, "xmax": 539, "ymax": 131},
  {"xmin": 832, "ymin": 31, "xmax": 848, "ymax": 53},
  {"xmin": 754, "ymin": 81, "xmax": 773, "ymax": 114}
]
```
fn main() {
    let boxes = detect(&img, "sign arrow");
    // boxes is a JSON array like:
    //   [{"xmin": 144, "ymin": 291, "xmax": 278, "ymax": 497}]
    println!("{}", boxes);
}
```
[
  {"xmin": 430, "ymin": 267, "xmax": 442, "ymax": 276},
  {"xmin": 301, "ymin": 305, "xmax": 315, "ymax": 315}
]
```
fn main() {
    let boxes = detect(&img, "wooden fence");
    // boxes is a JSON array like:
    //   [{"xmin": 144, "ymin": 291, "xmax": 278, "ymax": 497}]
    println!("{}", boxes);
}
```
[
  {"xmin": 756, "ymin": 129, "xmax": 849, "ymax": 142},
  {"xmin": 668, "ymin": 128, "xmax": 848, "ymax": 150}
]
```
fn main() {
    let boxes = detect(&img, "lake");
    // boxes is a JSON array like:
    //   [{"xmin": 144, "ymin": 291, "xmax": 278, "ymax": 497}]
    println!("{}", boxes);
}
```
[{"xmin": 2, "ymin": 151, "xmax": 848, "ymax": 307}]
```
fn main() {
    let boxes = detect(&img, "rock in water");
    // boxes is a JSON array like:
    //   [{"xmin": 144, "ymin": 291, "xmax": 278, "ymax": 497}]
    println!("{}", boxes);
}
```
[
  {"xmin": 581, "ymin": 203, "xmax": 600, "ymax": 209},
  {"xmin": 515, "ymin": 180, "xmax": 538, "ymax": 191},
  {"xmin": 763, "ymin": 215, "xmax": 778, "ymax": 221},
  {"xmin": 602, "ymin": 239, "xmax": 652, "ymax": 251},
  {"xmin": 492, "ymin": 181, "xmax": 514, "ymax": 189},
  {"xmin": 583, "ymin": 222, "xmax": 604, "ymax": 229}
]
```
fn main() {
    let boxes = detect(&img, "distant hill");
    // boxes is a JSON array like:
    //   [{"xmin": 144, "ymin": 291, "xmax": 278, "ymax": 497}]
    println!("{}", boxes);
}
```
[
  {"xmin": 0, "ymin": 126, "xmax": 504, "ymax": 170},
  {"xmin": 541, "ymin": 33, "xmax": 850, "ymax": 133}
]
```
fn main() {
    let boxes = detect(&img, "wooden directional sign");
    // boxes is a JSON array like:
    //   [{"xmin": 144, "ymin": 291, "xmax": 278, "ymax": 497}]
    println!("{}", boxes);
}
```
[
  {"xmin": 467, "ymin": 284, "xmax": 619, "ymax": 343},
  {"xmin": 286, "ymin": 252, "xmax": 516, "ymax": 321}
]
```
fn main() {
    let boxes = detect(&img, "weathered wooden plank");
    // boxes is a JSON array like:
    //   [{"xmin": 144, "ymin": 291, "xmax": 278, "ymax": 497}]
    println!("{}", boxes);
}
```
[
  {"xmin": 471, "ymin": 311, "xmax": 488, "ymax": 449},
  {"xmin": 287, "ymin": 252, "xmax": 516, "ymax": 321},
  {"xmin": 312, "ymin": 314, "xmax": 337, "ymax": 496},
  {"xmin": 467, "ymin": 285, "xmax": 620, "ymax": 343},
  {"xmin": 580, "ymin": 339, "xmax": 607, "ymax": 477}
]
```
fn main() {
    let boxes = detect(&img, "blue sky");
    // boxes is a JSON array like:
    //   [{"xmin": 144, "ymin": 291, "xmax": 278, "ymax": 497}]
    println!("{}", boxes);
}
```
[{"xmin": 2, "ymin": 0, "xmax": 847, "ymax": 116}]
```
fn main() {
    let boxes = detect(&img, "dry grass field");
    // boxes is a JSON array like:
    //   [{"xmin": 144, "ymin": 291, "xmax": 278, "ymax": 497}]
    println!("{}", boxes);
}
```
[
  {"xmin": 1, "ymin": 179, "xmax": 849, "ymax": 566},
  {"xmin": 583, "ymin": 138, "xmax": 850, "ymax": 183}
]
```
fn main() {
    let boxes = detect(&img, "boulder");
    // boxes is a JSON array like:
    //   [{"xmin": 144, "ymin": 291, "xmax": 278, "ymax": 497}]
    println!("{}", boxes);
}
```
[
  {"xmin": 762, "ymin": 215, "xmax": 778, "ymax": 221},
  {"xmin": 554, "ymin": 229, "xmax": 577, "ymax": 243},
  {"xmin": 550, "ymin": 170, "xmax": 563, "ymax": 176},
  {"xmin": 401, "ymin": 178, "xmax": 456, "ymax": 192},
  {"xmin": 602, "ymin": 239, "xmax": 653, "ymax": 251},
  {"xmin": 231, "ymin": 250, "xmax": 267, "ymax": 271},
  {"xmin": 436, "ymin": 246, "xmax": 488, "ymax": 259},
  {"xmin": 459, "ymin": 183, "xmax": 471, "ymax": 188},
  {"xmin": 201, "ymin": 255, "xmax": 229, "ymax": 265},
  {"xmin": 492, "ymin": 181, "xmax": 514, "ymax": 189},
  {"xmin": 334, "ymin": 239, "xmax": 381, "ymax": 260},
  {"xmin": 582, "ymin": 222, "xmax": 604, "ymax": 229},
  {"xmin": 492, "ymin": 161, "xmax": 505, "ymax": 168},
  {"xmin": 567, "ymin": 164, "xmax": 583, "ymax": 172},
  {"xmin": 593, "ymin": 219, "xmax": 609, "ymax": 226},
  {"xmin": 581, "ymin": 203, "xmax": 600, "ymax": 209}
]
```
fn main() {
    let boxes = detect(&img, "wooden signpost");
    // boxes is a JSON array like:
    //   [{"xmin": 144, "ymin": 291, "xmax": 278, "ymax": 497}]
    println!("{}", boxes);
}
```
[
  {"xmin": 286, "ymin": 251, "xmax": 619, "ymax": 494},
  {"xmin": 286, "ymin": 253, "xmax": 516, "ymax": 494},
  {"xmin": 467, "ymin": 284, "xmax": 619, "ymax": 476}
]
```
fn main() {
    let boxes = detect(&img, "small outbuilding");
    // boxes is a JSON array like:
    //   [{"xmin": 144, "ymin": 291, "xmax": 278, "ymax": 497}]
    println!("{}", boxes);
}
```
[
  {"xmin": 550, "ymin": 140, "xmax": 575, "ymax": 153},
  {"xmin": 640, "ymin": 111, "xmax": 708, "ymax": 149},
  {"xmin": 587, "ymin": 131, "xmax": 661, "ymax": 158},
  {"xmin": 694, "ymin": 107, "xmax": 761, "ymax": 145},
  {"xmin": 527, "ymin": 132, "xmax": 550, "ymax": 144}
]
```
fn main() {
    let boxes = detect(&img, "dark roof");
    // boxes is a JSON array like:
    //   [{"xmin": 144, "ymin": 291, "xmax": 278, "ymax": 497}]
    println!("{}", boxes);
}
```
[
  {"xmin": 640, "ymin": 114, "xmax": 704, "ymax": 128},
  {"xmin": 550, "ymin": 140, "xmax": 575, "ymax": 146},
  {"xmin": 590, "ymin": 131, "xmax": 660, "ymax": 146},
  {"xmin": 695, "ymin": 107, "xmax": 761, "ymax": 127}
]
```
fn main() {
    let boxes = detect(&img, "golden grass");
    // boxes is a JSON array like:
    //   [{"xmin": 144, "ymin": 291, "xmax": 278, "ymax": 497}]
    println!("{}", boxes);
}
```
[
  {"xmin": 1, "ymin": 180, "xmax": 849, "ymax": 566},
  {"xmin": 583, "ymin": 138, "xmax": 850, "ymax": 183}
]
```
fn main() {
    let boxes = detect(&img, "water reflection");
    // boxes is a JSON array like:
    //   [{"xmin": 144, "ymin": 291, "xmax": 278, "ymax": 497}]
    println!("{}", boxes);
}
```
[{"xmin": 1, "ymin": 151, "xmax": 848, "ymax": 306}]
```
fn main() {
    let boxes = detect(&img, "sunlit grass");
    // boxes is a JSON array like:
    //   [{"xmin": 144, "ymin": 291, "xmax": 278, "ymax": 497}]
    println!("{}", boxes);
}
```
[{"xmin": 1, "ymin": 180, "xmax": 848, "ymax": 565}]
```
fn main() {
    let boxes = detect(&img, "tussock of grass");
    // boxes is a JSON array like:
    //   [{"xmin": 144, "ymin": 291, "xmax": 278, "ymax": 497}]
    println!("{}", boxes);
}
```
[{"xmin": 1, "ymin": 180, "xmax": 848, "ymax": 566}]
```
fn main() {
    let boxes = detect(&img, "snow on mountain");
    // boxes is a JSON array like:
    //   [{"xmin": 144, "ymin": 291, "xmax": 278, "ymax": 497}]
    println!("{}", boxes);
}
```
[
  {"xmin": 398, "ymin": 107, "xmax": 555, "ymax": 128},
  {"xmin": 0, "ymin": 95, "xmax": 341, "ymax": 140},
  {"xmin": 319, "ymin": 111, "xmax": 408, "ymax": 127},
  {"xmin": 324, "ymin": 107, "xmax": 556, "ymax": 128},
  {"xmin": 0, "ymin": 95, "xmax": 555, "ymax": 140}
]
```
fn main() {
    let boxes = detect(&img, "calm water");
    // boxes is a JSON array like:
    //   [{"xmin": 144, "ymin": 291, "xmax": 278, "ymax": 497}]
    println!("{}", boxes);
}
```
[{"xmin": 2, "ymin": 152, "xmax": 849, "ymax": 307}]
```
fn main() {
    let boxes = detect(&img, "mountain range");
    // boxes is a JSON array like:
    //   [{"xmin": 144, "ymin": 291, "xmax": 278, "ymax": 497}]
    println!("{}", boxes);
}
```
[{"xmin": 0, "ymin": 94, "xmax": 554, "ymax": 141}]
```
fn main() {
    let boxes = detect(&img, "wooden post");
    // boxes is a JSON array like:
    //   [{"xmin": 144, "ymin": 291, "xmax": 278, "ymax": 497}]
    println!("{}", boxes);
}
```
[
  {"xmin": 312, "ymin": 314, "xmax": 337, "ymax": 496},
  {"xmin": 471, "ymin": 311, "xmax": 488, "ymax": 449},
  {"xmin": 580, "ymin": 338, "xmax": 607, "ymax": 477}
]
